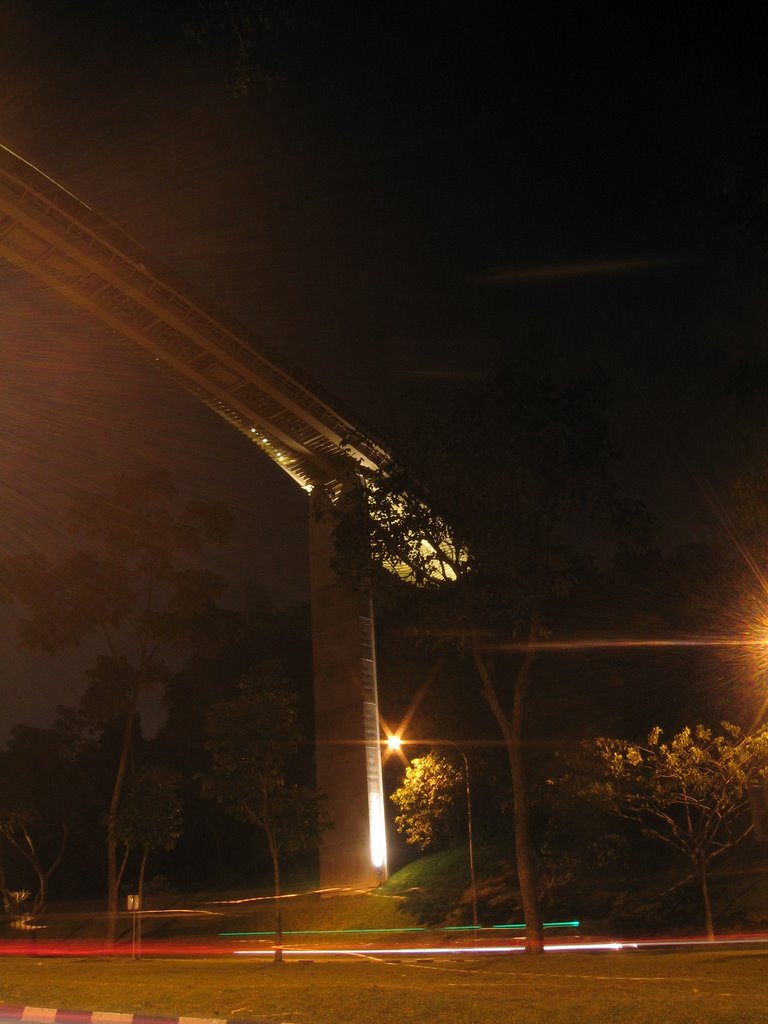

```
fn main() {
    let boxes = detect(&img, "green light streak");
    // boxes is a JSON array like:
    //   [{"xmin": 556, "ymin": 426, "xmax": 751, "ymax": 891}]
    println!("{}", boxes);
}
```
[
  {"xmin": 220, "ymin": 920, "xmax": 579, "ymax": 937},
  {"xmin": 492, "ymin": 920, "xmax": 580, "ymax": 930}
]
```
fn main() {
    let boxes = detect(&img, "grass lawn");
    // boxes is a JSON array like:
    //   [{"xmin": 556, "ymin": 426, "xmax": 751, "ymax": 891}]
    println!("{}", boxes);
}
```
[{"xmin": 2, "ymin": 950, "xmax": 768, "ymax": 1024}]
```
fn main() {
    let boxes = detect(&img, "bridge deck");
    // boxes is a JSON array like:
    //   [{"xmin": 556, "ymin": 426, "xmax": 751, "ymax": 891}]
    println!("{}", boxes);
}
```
[{"xmin": 0, "ymin": 142, "xmax": 389, "ymax": 492}]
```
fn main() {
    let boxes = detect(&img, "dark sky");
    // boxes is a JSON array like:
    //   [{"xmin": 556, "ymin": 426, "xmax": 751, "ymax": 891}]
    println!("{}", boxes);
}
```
[{"xmin": 1, "ymin": 2, "xmax": 768, "ymax": 735}]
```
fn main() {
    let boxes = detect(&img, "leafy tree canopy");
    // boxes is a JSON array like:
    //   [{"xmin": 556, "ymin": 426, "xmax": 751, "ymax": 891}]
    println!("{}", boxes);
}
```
[
  {"xmin": 560, "ymin": 721, "xmax": 768, "ymax": 938},
  {"xmin": 390, "ymin": 752, "xmax": 463, "ymax": 851}
]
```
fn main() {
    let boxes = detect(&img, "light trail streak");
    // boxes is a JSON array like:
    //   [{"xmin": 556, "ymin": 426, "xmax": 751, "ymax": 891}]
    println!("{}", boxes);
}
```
[
  {"xmin": 233, "ymin": 942, "xmax": 630, "ymax": 957},
  {"xmin": 480, "ymin": 636, "xmax": 768, "ymax": 653},
  {"xmin": 480, "ymin": 257, "xmax": 683, "ymax": 284},
  {"xmin": 222, "ymin": 933, "xmax": 768, "ymax": 958},
  {"xmin": 204, "ymin": 886, "xmax": 344, "ymax": 905},
  {"xmin": 3, "ymin": 933, "xmax": 768, "ymax": 958},
  {"xmin": 0, "ymin": 940, "xmax": 230, "ymax": 957},
  {"xmin": 221, "ymin": 920, "xmax": 580, "ymax": 937}
]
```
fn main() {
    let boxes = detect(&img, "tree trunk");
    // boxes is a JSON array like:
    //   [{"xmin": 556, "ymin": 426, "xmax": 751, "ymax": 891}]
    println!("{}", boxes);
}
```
[
  {"xmin": 17, "ymin": 826, "xmax": 46, "ymax": 917},
  {"xmin": 9, "ymin": 823, "xmax": 67, "ymax": 916},
  {"xmin": 106, "ymin": 701, "xmax": 137, "ymax": 943},
  {"xmin": 136, "ymin": 845, "xmax": 149, "ymax": 959},
  {"xmin": 509, "ymin": 652, "xmax": 544, "ymax": 953},
  {"xmin": 40, "ymin": 823, "xmax": 69, "ymax": 915},
  {"xmin": 267, "ymin": 828, "xmax": 283, "ymax": 964},
  {"xmin": 118, "ymin": 841, "xmax": 133, "ymax": 890},
  {"xmin": 474, "ymin": 637, "xmax": 544, "ymax": 954},
  {"xmin": 698, "ymin": 856, "xmax": 715, "ymax": 941}
]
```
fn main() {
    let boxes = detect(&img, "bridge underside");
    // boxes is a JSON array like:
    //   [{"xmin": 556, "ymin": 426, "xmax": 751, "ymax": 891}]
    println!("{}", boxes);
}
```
[{"xmin": 0, "ymin": 142, "xmax": 388, "ymax": 892}]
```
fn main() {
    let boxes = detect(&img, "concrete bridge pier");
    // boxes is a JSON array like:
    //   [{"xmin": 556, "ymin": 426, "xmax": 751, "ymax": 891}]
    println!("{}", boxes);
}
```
[{"xmin": 308, "ymin": 494, "xmax": 386, "ymax": 890}]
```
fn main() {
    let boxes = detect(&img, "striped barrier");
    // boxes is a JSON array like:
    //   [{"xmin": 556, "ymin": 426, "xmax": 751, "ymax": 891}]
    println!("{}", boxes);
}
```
[{"xmin": 0, "ymin": 1007, "xmax": 271, "ymax": 1024}]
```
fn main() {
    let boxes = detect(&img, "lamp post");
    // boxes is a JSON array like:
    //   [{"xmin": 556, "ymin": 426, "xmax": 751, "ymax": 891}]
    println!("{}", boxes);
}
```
[
  {"xmin": 387, "ymin": 734, "xmax": 479, "ymax": 932},
  {"xmin": 447, "ymin": 741, "xmax": 479, "ymax": 934}
]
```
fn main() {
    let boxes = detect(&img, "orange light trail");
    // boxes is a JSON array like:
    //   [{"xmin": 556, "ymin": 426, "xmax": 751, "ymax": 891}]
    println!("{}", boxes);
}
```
[{"xmin": 480, "ymin": 636, "xmax": 768, "ymax": 653}]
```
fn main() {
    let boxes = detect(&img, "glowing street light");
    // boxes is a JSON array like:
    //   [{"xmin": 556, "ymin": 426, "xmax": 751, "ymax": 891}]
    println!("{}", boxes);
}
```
[{"xmin": 386, "ymin": 734, "xmax": 479, "ymax": 932}]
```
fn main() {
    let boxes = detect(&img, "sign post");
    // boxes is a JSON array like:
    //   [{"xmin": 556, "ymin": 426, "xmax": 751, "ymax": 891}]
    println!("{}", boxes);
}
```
[{"xmin": 127, "ymin": 894, "xmax": 141, "ymax": 959}]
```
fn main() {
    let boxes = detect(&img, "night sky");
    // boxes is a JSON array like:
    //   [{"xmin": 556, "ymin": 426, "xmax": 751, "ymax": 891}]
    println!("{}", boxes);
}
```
[{"xmin": 1, "ymin": 2, "xmax": 768, "ymax": 735}]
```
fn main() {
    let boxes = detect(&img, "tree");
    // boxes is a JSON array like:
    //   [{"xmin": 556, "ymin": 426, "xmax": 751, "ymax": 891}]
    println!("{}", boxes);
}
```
[
  {"xmin": 156, "ymin": 591, "xmax": 314, "ymax": 889},
  {"xmin": 183, "ymin": 0, "xmax": 295, "ymax": 96},
  {"xmin": 202, "ymin": 662, "xmax": 327, "ymax": 962},
  {"xmin": 390, "ymin": 752, "xmax": 464, "ymax": 851},
  {"xmin": 0, "ymin": 811, "xmax": 65, "ymax": 920},
  {"xmin": 571, "ymin": 722, "xmax": 768, "ymax": 940},
  {"xmin": 331, "ymin": 366, "xmax": 645, "ymax": 951},
  {"xmin": 0, "ymin": 471, "xmax": 233, "ymax": 939},
  {"xmin": 0, "ymin": 713, "xmax": 85, "ymax": 915},
  {"xmin": 114, "ymin": 765, "xmax": 184, "ymax": 914}
]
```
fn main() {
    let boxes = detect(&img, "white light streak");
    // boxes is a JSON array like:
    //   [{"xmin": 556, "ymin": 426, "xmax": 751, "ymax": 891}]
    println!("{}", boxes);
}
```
[{"xmin": 233, "ymin": 941, "xmax": 635, "ymax": 957}]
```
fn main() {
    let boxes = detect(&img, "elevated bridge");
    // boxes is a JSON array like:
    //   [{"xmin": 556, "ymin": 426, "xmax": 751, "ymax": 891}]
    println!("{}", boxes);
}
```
[{"xmin": 0, "ymin": 141, "xmax": 391, "ymax": 887}]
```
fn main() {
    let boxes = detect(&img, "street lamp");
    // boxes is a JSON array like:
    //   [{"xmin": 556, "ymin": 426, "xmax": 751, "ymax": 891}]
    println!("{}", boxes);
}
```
[{"xmin": 387, "ymin": 734, "xmax": 479, "ymax": 932}]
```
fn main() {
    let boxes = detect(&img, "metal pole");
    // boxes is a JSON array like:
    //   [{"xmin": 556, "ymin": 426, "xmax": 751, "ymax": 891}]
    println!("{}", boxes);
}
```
[
  {"xmin": 388, "ymin": 735, "xmax": 479, "ymax": 932},
  {"xmin": 447, "ymin": 742, "xmax": 479, "ymax": 933}
]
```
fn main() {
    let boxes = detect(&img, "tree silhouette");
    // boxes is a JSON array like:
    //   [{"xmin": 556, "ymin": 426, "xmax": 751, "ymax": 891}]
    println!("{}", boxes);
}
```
[
  {"xmin": 331, "ymin": 367, "xmax": 645, "ymax": 951},
  {"xmin": 203, "ymin": 662, "xmax": 327, "ymax": 962},
  {"xmin": 0, "ymin": 470, "xmax": 232, "ymax": 939}
]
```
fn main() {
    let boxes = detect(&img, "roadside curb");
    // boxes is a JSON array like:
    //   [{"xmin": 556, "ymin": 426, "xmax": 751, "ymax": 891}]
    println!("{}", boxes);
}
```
[{"xmin": 0, "ymin": 1007, "xmax": 271, "ymax": 1024}]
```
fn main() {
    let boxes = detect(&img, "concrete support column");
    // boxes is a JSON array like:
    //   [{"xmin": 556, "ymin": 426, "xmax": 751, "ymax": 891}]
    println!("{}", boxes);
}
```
[{"xmin": 308, "ymin": 494, "xmax": 386, "ymax": 890}]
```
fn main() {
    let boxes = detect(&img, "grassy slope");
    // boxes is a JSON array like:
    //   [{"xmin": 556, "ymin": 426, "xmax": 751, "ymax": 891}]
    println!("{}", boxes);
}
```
[
  {"xmin": 20, "ymin": 841, "xmax": 768, "ymax": 949},
  {"xmin": 3, "ymin": 857, "xmax": 768, "ymax": 1023}
]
